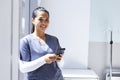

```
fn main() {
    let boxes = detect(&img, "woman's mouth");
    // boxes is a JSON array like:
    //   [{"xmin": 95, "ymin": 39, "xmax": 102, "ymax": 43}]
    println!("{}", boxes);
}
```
[{"xmin": 40, "ymin": 25, "xmax": 46, "ymax": 30}]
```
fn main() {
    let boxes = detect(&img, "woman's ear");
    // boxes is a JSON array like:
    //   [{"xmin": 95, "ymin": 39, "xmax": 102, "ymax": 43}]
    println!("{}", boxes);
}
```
[{"xmin": 32, "ymin": 18, "xmax": 35, "ymax": 24}]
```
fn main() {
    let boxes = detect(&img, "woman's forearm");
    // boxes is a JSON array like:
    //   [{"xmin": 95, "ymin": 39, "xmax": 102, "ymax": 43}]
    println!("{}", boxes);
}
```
[{"xmin": 19, "ymin": 56, "xmax": 46, "ymax": 73}]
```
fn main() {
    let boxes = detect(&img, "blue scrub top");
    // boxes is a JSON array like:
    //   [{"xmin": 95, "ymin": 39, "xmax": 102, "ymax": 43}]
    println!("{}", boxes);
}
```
[{"xmin": 20, "ymin": 34, "xmax": 64, "ymax": 80}]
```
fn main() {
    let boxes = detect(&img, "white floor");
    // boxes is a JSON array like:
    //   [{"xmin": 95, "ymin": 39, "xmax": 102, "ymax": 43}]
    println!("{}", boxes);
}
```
[{"xmin": 62, "ymin": 69, "xmax": 99, "ymax": 80}]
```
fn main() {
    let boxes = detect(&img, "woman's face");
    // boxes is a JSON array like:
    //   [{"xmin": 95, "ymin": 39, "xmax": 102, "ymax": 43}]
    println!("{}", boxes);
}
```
[{"xmin": 32, "ymin": 11, "xmax": 49, "ymax": 33}]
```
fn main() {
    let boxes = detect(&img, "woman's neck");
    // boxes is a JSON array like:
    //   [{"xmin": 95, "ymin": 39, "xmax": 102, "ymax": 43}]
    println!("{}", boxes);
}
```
[{"xmin": 33, "ymin": 31, "xmax": 46, "ymax": 41}]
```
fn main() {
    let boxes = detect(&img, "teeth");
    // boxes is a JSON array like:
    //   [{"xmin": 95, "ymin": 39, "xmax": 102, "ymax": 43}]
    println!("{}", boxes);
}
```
[
  {"xmin": 41, "ymin": 25, "xmax": 45, "ymax": 28},
  {"xmin": 41, "ymin": 26, "xmax": 45, "ymax": 28}
]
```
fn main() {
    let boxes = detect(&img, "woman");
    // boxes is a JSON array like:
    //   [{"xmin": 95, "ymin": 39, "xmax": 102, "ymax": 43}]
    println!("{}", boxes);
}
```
[{"xmin": 19, "ymin": 7, "xmax": 64, "ymax": 80}]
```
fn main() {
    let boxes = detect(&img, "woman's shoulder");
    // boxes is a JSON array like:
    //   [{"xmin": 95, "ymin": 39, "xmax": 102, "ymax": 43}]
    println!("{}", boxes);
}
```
[{"xmin": 20, "ymin": 34, "xmax": 33, "ymax": 43}]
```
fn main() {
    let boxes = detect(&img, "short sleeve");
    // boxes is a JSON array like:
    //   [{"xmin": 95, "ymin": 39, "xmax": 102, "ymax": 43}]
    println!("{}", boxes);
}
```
[{"xmin": 20, "ymin": 38, "xmax": 31, "ymax": 61}]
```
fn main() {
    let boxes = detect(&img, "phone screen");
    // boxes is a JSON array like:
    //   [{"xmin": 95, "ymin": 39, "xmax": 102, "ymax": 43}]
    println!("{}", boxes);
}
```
[{"xmin": 57, "ymin": 48, "xmax": 65, "ymax": 54}]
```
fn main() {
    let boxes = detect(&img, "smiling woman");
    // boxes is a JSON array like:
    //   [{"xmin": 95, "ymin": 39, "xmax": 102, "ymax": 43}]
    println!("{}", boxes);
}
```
[{"xmin": 19, "ymin": 7, "xmax": 64, "ymax": 80}]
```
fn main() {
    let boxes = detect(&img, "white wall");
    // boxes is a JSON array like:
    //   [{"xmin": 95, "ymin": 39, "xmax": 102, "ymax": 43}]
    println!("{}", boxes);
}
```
[
  {"xmin": 40, "ymin": 0, "xmax": 90, "ymax": 69},
  {"xmin": 0, "ymin": 0, "xmax": 12, "ymax": 80}
]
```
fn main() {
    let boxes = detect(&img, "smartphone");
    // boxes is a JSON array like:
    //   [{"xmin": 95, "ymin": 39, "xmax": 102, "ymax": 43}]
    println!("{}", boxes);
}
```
[{"xmin": 57, "ymin": 48, "xmax": 65, "ymax": 56}]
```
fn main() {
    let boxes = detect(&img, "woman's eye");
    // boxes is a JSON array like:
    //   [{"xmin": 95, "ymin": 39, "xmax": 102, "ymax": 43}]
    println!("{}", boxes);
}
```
[
  {"xmin": 46, "ymin": 19, "xmax": 49, "ymax": 22},
  {"xmin": 39, "ymin": 19, "xmax": 43, "ymax": 21}
]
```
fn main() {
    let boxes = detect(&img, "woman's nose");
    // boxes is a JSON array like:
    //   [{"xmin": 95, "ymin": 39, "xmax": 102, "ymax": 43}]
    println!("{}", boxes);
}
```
[{"xmin": 41, "ymin": 20, "xmax": 47, "ymax": 24}]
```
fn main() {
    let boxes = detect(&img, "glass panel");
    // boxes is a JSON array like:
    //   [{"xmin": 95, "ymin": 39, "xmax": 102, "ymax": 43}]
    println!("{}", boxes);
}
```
[{"xmin": 19, "ymin": 0, "xmax": 30, "ymax": 80}]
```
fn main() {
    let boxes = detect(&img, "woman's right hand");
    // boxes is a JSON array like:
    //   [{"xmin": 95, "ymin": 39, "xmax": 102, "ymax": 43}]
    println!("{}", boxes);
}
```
[{"xmin": 44, "ymin": 54, "xmax": 57, "ymax": 64}]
